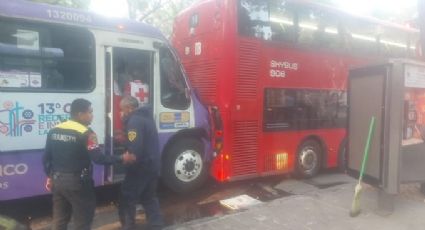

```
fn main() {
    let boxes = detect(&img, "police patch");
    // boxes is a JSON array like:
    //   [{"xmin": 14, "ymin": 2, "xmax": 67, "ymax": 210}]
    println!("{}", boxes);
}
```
[
  {"xmin": 128, "ymin": 130, "xmax": 137, "ymax": 142},
  {"xmin": 87, "ymin": 133, "xmax": 99, "ymax": 150}
]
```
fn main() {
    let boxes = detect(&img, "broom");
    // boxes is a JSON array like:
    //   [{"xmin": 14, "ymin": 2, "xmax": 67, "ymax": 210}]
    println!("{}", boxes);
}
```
[{"xmin": 349, "ymin": 116, "xmax": 376, "ymax": 217}]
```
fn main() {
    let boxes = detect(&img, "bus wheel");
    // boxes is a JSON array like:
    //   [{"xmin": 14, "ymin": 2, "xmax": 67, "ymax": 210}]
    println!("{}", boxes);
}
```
[
  {"xmin": 338, "ymin": 138, "xmax": 348, "ymax": 173},
  {"xmin": 162, "ymin": 138, "xmax": 207, "ymax": 193},
  {"xmin": 296, "ymin": 140, "xmax": 322, "ymax": 178}
]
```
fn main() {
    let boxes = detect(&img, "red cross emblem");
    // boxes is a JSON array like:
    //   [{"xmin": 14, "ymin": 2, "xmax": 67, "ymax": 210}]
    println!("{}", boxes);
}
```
[
  {"xmin": 135, "ymin": 87, "xmax": 147, "ymax": 102},
  {"xmin": 130, "ymin": 81, "xmax": 149, "ymax": 104}
]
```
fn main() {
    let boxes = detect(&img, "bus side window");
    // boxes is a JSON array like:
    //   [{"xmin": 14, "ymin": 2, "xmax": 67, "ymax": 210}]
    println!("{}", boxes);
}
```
[
  {"xmin": 379, "ymin": 27, "xmax": 409, "ymax": 58},
  {"xmin": 407, "ymin": 34, "xmax": 420, "ymax": 58},
  {"xmin": 264, "ymin": 88, "xmax": 297, "ymax": 131},
  {"xmin": 47, "ymin": 27, "xmax": 94, "ymax": 90},
  {"xmin": 264, "ymin": 88, "xmax": 347, "ymax": 131},
  {"xmin": 0, "ymin": 21, "xmax": 94, "ymax": 91},
  {"xmin": 0, "ymin": 24, "xmax": 43, "ymax": 89},
  {"xmin": 337, "ymin": 23, "xmax": 352, "ymax": 52},
  {"xmin": 298, "ymin": 7, "xmax": 340, "ymax": 51},
  {"xmin": 238, "ymin": 0, "xmax": 272, "ymax": 40},
  {"xmin": 342, "ymin": 18, "xmax": 379, "ymax": 56},
  {"xmin": 270, "ymin": 0, "xmax": 297, "ymax": 43},
  {"xmin": 43, "ymin": 59, "xmax": 64, "ymax": 88},
  {"xmin": 159, "ymin": 47, "xmax": 190, "ymax": 110}
]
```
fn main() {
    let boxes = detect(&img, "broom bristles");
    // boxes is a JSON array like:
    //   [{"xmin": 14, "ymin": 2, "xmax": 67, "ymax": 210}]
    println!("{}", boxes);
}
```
[{"xmin": 349, "ymin": 183, "xmax": 362, "ymax": 217}]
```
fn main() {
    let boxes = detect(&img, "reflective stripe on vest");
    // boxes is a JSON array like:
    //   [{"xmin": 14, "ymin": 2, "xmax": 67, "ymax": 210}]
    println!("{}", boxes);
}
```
[{"xmin": 55, "ymin": 120, "xmax": 88, "ymax": 134}]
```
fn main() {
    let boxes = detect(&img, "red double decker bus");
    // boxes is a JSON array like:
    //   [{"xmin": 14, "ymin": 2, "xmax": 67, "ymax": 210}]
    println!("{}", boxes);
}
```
[{"xmin": 172, "ymin": 0, "xmax": 420, "ymax": 182}]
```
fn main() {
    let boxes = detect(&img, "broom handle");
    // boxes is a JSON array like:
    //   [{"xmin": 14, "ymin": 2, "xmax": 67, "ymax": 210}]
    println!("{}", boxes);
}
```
[{"xmin": 359, "ymin": 116, "xmax": 376, "ymax": 182}]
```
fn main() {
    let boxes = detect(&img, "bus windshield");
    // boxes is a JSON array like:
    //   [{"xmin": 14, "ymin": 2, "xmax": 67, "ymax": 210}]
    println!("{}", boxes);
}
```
[{"xmin": 159, "ymin": 47, "xmax": 190, "ymax": 110}]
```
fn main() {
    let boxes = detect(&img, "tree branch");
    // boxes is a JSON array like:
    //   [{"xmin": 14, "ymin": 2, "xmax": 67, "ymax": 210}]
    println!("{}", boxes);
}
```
[{"xmin": 138, "ymin": 0, "xmax": 163, "ymax": 21}]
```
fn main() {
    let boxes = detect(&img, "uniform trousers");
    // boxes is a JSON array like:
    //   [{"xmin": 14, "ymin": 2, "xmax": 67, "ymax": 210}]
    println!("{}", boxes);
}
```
[
  {"xmin": 118, "ymin": 172, "xmax": 163, "ymax": 230},
  {"xmin": 51, "ymin": 173, "xmax": 95, "ymax": 230}
]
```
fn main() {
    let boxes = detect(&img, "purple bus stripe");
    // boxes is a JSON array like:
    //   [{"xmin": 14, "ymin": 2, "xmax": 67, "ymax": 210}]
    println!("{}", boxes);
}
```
[{"xmin": 0, "ymin": 133, "xmax": 174, "ymax": 200}]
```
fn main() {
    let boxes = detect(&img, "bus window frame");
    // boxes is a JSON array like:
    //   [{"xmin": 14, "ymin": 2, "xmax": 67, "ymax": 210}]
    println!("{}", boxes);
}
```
[
  {"xmin": 238, "ymin": 0, "xmax": 416, "ymax": 58},
  {"xmin": 263, "ymin": 88, "xmax": 348, "ymax": 132},
  {"xmin": 0, "ymin": 18, "xmax": 96, "ymax": 94},
  {"xmin": 238, "ymin": 0, "xmax": 272, "ymax": 40},
  {"xmin": 159, "ymin": 46, "xmax": 191, "ymax": 110}
]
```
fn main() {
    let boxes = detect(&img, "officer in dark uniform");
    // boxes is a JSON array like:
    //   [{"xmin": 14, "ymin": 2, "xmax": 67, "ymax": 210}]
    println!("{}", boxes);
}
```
[
  {"xmin": 43, "ymin": 98, "xmax": 135, "ymax": 230},
  {"xmin": 118, "ymin": 96, "xmax": 163, "ymax": 230}
]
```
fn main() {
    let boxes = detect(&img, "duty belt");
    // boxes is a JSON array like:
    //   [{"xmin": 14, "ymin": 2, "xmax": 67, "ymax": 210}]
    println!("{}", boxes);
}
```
[{"xmin": 52, "ymin": 168, "xmax": 91, "ymax": 179}]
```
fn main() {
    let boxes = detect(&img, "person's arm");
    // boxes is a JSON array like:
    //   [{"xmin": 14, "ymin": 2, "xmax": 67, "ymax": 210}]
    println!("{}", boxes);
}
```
[
  {"xmin": 42, "ymin": 132, "xmax": 53, "ymax": 191},
  {"xmin": 86, "ymin": 130, "xmax": 136, "ymax": 165},
  {"xmin": 86, "ymin": 130, "xmax": 123, "ymax": 165},
  {"xmin": 43, "ymin": 132, "xmax": 53, "ymax": 176}
]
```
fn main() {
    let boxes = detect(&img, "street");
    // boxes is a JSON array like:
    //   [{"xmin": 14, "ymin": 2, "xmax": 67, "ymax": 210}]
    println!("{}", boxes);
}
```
[
  {"xmin": 0, "ymin": 171, "xmax": 341, "ymax": 229},
  {"xmin": 22, "ymin": 174, "xmax": 291, "ymax": 229},
  {"xmin": 170, "ymin": 177, "xmax": 425, "ymax": 230},
  {"xmin": 2, "ymin": 171, "xmax": 425, "ymax": 229}
]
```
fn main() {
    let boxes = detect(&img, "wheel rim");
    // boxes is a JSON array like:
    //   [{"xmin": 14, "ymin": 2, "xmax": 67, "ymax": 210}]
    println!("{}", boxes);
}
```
[
  {"xmin": 298, "ymin": 147, "xmax": 318, "ymax": 174},
  {"xmin": 174, "ymin": 150, "xmax": 203, "ymax": 182}
]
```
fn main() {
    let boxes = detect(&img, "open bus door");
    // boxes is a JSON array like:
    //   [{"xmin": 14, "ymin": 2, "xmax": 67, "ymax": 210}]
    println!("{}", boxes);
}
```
[
  {"xmin": 105, "ymin": 46, "xmax": 154, "ymax": 182},
  {"xmin": 105, "ymin": 47, "xmax": 125, "ymax": 182}
]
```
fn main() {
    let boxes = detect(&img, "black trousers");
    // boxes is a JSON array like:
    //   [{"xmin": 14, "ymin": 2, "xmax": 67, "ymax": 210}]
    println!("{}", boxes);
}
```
[
  {"xmin": 118, "ymin": 172, "xmax": 163, "ymax": 230},
  {"xmin": 51, "ymin": 173, "xmax": 96, "ymax": 230}
]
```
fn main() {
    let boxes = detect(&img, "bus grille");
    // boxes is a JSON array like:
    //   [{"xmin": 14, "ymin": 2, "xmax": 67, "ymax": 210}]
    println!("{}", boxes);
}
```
[
  {"xmin": 264, "ymin": 152, "xmax": 289, "ymax": 172},
  {"xmin": 184, "ymin": 60, "xmax": 217, "ymax": 104},
  {"xmin": 237, "ymin": 39, "xmax": 259, "ymax": 100},
  {"xmin": 232, "ymin": 121, "xmax": 258, "ymax": 176}
]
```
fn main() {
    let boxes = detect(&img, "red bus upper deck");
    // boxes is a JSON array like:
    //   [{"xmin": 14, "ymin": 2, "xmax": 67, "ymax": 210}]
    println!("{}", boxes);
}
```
[{"xmin": 172, "ymin": 0, "xmax": 420, "ymax": 182}]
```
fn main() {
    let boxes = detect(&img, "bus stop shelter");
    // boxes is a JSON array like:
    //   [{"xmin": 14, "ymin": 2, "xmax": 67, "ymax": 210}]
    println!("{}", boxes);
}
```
[{"xmin": 348, "ymin": 59, "xmax": 425, "ymax": 213}]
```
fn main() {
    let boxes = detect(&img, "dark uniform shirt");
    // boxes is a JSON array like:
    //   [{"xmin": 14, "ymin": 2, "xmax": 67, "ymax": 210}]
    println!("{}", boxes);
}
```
[
  {"xmin": 123, "ymin": 107, "xmax": 160, "ymax": 175},
  {"xmin": 43, "ymin": 120, "xmax": 121, "ymax": 176}
]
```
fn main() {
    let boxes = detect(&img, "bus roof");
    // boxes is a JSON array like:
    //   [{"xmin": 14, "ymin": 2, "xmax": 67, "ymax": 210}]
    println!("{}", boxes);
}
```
[
  {"xmin": 0, "ymin": 0, "xmax": 166, "ymax": 40},
  {"xmin": 185, "ymin": 0, "xmax": 418, "ymax": 34}
]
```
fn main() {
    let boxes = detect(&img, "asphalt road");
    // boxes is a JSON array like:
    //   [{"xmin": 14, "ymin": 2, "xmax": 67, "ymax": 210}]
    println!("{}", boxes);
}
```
[{"xmin": 0, "ymin": 173, "xmax": 297, "ymax": 229}]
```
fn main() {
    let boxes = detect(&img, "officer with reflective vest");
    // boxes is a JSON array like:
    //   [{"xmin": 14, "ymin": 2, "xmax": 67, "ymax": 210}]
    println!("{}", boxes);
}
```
[
  {"xmin": 118, "ymin": 96, "xmax": 163, "ymax": 230},
  {"xmin": 43, "ymin": 98, "xmax": 136, "ymax": 230}
]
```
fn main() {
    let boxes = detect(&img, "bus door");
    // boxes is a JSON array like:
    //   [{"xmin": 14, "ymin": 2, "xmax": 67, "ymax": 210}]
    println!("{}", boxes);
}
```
[{"xmin": 105, "ymin": 46, "xmax": 154, "ymax": 182}]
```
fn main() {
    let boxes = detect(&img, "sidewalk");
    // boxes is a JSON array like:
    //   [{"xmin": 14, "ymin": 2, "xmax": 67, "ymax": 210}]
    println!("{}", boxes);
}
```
[{"xmin": 168, "ymin": 174, "xmax": 425, "ymax": 230}]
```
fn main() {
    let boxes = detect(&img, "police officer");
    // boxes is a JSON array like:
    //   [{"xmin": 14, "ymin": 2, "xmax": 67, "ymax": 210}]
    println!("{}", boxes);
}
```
[
  {"xmin": 43, "ymin": 98, "xmax": 136, "ymax": 230},
  {"xmin": 118, "ymin": 96, "xmax": 163, "ymax": 230}
]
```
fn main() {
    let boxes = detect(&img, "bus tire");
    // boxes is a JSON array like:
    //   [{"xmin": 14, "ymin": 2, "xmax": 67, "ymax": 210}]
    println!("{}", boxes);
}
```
[
  {"xmin": 162, "ymin": 138, "xmax": 208, "ymax": 193},
  {"xmin": 338, "ymin": 138, "xmax": 348, "ymax": 173},
  {"xmin": 296, "ymin": 139, "xmax": 322, "ymax": 178}
]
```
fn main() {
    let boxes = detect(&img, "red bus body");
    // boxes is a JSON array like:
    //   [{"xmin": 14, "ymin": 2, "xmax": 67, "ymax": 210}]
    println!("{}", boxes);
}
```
[{"xmin": 172, "ymin": 0, "xmax": 420, "ymax": 182}]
